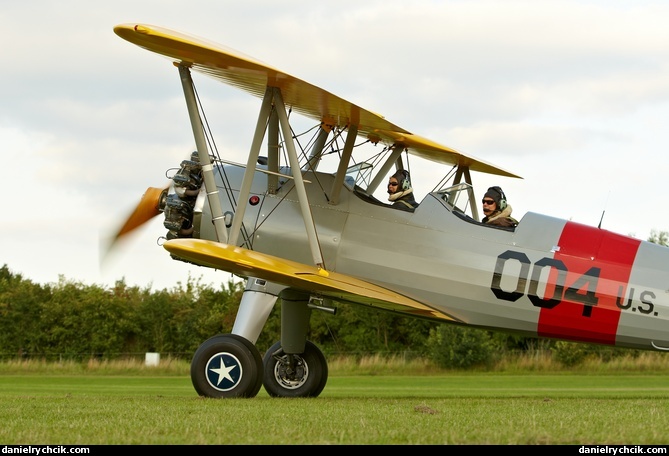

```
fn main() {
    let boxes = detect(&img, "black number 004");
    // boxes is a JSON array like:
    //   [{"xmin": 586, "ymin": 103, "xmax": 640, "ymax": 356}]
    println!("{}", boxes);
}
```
[{"xmin": 491, "ymin": 250, "xmax": 600, "ymax": 316}]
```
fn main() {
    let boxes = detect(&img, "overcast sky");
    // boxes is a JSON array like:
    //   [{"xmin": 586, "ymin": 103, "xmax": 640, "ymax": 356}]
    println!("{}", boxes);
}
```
[{"xmin": 2, "ymin": 0, "xmax": 669, "ymax": 291}]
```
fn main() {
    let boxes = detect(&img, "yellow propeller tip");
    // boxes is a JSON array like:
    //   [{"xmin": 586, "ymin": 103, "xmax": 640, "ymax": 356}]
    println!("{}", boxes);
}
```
[{"xmin": 317, "ymin": 268, "xmax": 329, "ymax": 278}]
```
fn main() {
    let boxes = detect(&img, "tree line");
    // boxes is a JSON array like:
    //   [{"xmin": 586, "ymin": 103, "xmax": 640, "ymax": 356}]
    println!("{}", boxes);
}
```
[{"xmin": 0, "ymin": 264, "xmax": 439, "ymax": 359}]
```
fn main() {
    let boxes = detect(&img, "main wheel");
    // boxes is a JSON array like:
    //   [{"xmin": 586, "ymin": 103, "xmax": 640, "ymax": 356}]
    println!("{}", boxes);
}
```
[
  {"xmin": 262, "ymin": 340, "xmax": 328, "ymax": 398},
  {"xmin": 191, "ymin": 334, "xmax": 263, "ymax": 398}
]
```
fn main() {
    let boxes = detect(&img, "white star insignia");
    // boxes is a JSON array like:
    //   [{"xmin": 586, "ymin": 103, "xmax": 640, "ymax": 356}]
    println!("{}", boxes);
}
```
[{"xmin": 210, "ymin": 357, "xmax": 237, "ymax": 385}]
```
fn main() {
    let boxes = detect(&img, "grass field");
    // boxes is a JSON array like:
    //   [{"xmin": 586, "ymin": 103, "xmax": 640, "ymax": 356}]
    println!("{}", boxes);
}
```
[{"xmin": 1, "ymin": 356, "xmax": 669, "ymax": 445}]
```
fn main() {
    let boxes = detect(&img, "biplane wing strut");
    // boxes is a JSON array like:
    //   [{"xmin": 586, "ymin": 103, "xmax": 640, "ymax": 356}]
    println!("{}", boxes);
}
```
[
  {"xmin": 179, "ymin": 65, "xmax": 325, "ymax": 270},
  {"xmin": 226, "ymin": 83, "xmax": 273, "ymax": 247},
  {"xmin": 329, "ymin": 124, "xmax": 357, "ymax": 206},
  {"xmin": 271, "ymin": 86, "xmax": 325, "ymax": 269},
  {"xmin": 178, "ymin": 65, "xmax": 228, "ymax": 244}
]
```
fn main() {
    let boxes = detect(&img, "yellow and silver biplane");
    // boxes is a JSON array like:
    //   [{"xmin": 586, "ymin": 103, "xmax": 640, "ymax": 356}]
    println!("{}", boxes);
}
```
[{"xmin": 112, "ymin": 24, "xmax": 669, "ymax": 398}]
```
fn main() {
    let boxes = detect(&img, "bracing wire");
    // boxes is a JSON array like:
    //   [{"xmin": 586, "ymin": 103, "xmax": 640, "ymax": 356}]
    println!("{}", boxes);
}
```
[{"xmin": 191, "ymin": 81, "xmax": 256, "ymax": 248}]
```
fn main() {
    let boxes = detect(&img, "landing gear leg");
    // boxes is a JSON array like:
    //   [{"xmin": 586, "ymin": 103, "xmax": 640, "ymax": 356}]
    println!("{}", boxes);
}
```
[
  {"xmin": 262, "ymin": 290, "xmax": 328, "ymax": 397},
  {"xmin": 232, "ymin": 277, "xmax": 285, "ymax": 343}
]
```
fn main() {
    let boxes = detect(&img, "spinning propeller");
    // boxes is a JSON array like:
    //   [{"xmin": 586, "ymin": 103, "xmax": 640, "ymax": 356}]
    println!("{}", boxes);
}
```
[
  {"xmin": 115, "ymin": 186, "xmax": 169, "ymax": 241},
  {"xmin": 101, "ymin": 151, "xmax": 205, "ymax": 264},
  {"xmin": 101, "ymin": 185, "xmax": 169, "ymax": 262}
]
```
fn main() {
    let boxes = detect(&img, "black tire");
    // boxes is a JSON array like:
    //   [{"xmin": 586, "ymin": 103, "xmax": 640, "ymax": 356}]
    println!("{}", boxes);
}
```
[
  {"xmin": 191, "ymin": 334, "xmax": 263, "ymax": 398},
  {"xmin": 262, "ymin": 340, "xmax": 328, "ymax": 398}
]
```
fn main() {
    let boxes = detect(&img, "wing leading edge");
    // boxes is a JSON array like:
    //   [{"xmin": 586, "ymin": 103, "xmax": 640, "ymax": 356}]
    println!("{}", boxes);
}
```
[
  {"xmin": 114, "ymin": 23, "xmax": 520, "ymax": 178},
  {"xmin": 163, "ymin": 238, "xmax": 457, "ymax": 322}
]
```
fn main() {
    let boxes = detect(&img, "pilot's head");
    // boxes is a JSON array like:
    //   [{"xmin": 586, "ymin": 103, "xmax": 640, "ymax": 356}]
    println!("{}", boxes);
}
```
[
  {"xmin": 388, "ymin": 170, "xmax": 411, "ymax": 194},
  {"xmin": 482, "ymin": 186, "xmax": 506, "ymax": 215}
]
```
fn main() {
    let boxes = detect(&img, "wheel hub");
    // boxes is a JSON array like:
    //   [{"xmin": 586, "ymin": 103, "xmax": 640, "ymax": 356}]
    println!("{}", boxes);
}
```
[{"xmin": 273, "ymin": 355, "xmax": 308, "ymax": 389}]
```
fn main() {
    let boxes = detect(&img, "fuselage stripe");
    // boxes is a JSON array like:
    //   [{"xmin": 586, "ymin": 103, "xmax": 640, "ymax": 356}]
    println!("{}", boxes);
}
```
[{"xmin": 537, "ymin": 221, "xmax": 641, "ymax": 344}]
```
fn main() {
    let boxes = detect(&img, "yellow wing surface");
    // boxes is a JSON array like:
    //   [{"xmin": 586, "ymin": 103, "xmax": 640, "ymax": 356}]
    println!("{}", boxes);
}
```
[
  {"xmin": 114, "ymin": 23, "xmax": 519, "ymax": 178},
  {"xmin": 163, "ymin": 238, "xmax": 456, "ymax": 322}
]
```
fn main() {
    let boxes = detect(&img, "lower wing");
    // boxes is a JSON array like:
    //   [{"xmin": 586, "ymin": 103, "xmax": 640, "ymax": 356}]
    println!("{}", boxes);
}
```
[{"xmin": 163, "ymin": 238, "xmax": 457, "ymax": 322}]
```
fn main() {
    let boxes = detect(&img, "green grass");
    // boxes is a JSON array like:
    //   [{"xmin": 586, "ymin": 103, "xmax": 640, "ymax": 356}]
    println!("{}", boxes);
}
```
[{"xmin": 1, "ymin": 357, "xmax": 669, "ymax": 444}]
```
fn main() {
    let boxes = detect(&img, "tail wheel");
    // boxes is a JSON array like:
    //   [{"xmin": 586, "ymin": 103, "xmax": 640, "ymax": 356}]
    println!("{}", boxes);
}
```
[
  {"xmin": 262, "ymin": 340, "xmax": 328, "ymax": 398},
  {"xmin": 191, "ymin": 334, "xmax": 263, "ymax": 398}
]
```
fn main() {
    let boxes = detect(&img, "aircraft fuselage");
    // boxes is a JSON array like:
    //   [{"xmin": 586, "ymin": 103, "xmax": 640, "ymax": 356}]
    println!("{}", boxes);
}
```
[{"xmin": 188, "ymin": 164, "xmax": 669, "ymax": 352}]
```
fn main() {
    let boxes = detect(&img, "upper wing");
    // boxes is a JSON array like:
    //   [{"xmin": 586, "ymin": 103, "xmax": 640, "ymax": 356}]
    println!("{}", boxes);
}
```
[
  {"xmin": 163, "ymin": 238, "xmax": 457, "ymax": 322},
  {"xmin": 114, "ymin": 23, "xmax": 520, "ymax": 178}
]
